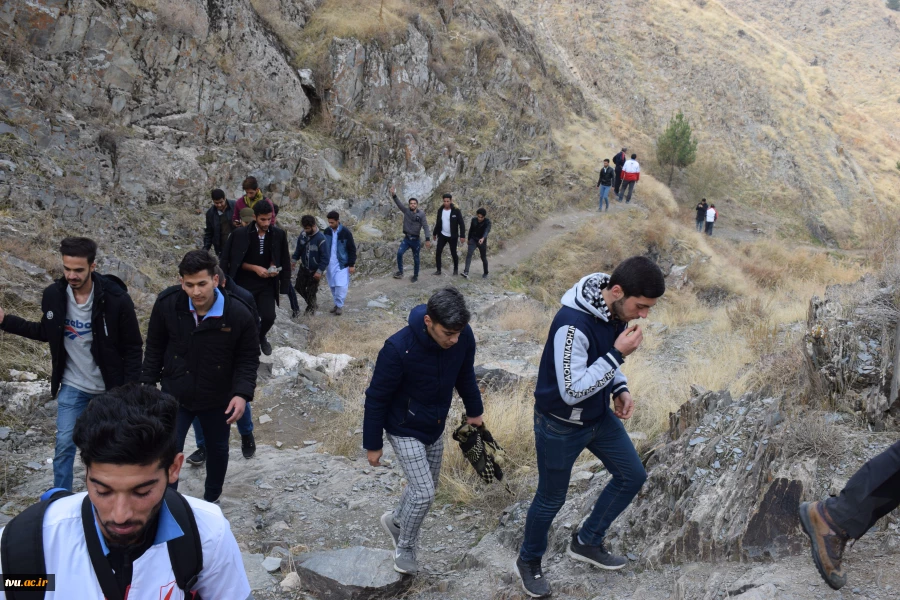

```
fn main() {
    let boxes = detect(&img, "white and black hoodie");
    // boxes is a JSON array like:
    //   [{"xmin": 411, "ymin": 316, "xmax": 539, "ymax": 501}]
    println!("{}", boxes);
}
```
[{"xmin": 533, "ymin": 273, "xmax": 630, "ymax": 426}]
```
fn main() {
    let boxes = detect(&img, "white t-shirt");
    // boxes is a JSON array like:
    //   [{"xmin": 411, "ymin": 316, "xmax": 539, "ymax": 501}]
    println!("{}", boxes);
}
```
[
  {"xmin": 441, "ymin": 208, "xmax": 452, "ymax": 237},
  {"xmin": 61, "ymin": 286, "xmax": 105, "ymax": 394},
  {"xmin": 0, "ymin": 492, "xmax": 252, "ymax": 600},
  {"xmin": 706, "ymin": 207, "xmax": 717, "ymax": 222}
]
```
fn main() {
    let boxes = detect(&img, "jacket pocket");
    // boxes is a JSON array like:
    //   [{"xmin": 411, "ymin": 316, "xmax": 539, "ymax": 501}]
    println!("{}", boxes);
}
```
[
  {"xmin": 402, "ymin": 398, "xmax": 446, "ymax": 432},
  {"xmin": 544, "ymin": 416, "xmax": 578, "ymax": 436}
]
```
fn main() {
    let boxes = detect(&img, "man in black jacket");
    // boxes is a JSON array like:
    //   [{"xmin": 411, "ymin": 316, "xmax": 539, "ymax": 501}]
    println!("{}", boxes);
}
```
[
  {"xmin": 612, "ymin": 148, "xmax": 627, "ymax": 195},
  {"xmin": 461, "ymin": 208, "xmax": 491, "ymax": 279},
  {"xmin": 220, "ymin": 201, "xmax": 291, "ymax": 356},
  {"xmin": 140, "ymin": 250, "xmax": 259, "ymax": 502},
  {"xmin": 202, "ymin": 189, "xmax": 235, "ymax": 256},
  {"xmin": 695, "ymin": 199, "xmax": 709, "ymax": 232},
  {"xmin": 292, "ymin": 215, "xmax": 327, "ymax": 315},
  {"xmin": 432, "ymin": 193, "xmax": 465, "ymax": 276},
  {"xmin": 597, "ymin": 159, "xmax": 615, "ymax": 212},
  {"xmin": 0, "ymin": 237, "xmax": 142, "ymax": 490}
]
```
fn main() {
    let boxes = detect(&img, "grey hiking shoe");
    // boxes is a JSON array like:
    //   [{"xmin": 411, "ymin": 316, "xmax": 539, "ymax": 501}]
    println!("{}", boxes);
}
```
[
  {"xmin": 393, "ymin": 271, "xmax": 404, "ymax": 279},
  {"xmin": 393, "ymin": 547, "xmax": 418, "ymax": 575},
  {"xmin": 380, "ymin": 511, "xmax": 401, "ymax": 549},
  {"xmin": 567, "ymin": 530, "xmax": 627, "ymax": 570},
  {"xmin": 515, "ymin": 557, "xmax": 550, "ymax": 597}
]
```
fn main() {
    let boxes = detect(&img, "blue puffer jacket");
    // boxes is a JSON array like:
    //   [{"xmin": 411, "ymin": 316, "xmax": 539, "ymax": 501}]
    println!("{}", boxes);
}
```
[
  {"xmin": 363, "ymin": 305, "xmax": 484, "ymax": 450},
  {"xmin": 323, "ymin": 225, "xmax": 357, "ymax": 269}
]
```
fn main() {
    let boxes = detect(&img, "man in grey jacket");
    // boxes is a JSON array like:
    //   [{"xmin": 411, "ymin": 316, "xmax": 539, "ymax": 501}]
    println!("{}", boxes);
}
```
[{"xmin": 390, "ymin": 185, "xmax": 432, "ymax": 283}]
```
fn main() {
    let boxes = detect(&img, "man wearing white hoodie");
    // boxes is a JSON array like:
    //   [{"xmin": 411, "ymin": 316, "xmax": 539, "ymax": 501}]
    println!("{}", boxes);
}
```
[{"xmin": 514, "ymin": 257, "xmax": 665, "ymax": 598}]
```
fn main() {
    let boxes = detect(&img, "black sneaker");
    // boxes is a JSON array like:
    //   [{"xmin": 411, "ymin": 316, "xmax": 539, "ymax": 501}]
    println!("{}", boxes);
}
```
[
  {"xmin": 186, "ymin": 446, "xmax": 206, "ymax": 466},
  {"xmin": 453, "ymin": 269, "xmax": 458, "ymax": 276},
  {"xmin": 433, "ymin": 270, "xmax": 442, "ymax": 276},
  {"xmin": 291, "ymin": 309, "xmax": 301, "ymax": 319},
  {"xmin": 411, "ymin": 275, "xmax": 418, "ymax": 282},
  {"xmin": 567, "ymin": 530, "xmax": 627, "ymax": 570},
  {"xmin": 461, "ymin": 271, "xmax": 469, "ymax": 278},
  {"xmin": 260, "ymin": 338, "xmax": 272, "ymax": 356},
  {"xmin": 482, "ymin": 273, "xmax": 488, "ymax": 279},
  {"xmin": 393, "ymin": 271, "xmax": 404, "ymax": 279},
  {"xmin": 241, "ymin": 433, "xmax": 256, "ymax": 459},
  {"xmin": 515, "ymin": 557, "xmax": 550, "ymax": 598}
]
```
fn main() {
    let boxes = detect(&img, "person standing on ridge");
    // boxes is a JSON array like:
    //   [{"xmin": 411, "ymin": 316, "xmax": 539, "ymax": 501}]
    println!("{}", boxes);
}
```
[
  {"xmin": 292, "ymin": 215, "xmax": 327, "ymax": 315},
  {"xmin": 799, "ymin": 442, "xmax": 900, "ymax": 591},
  {"xmin": 141, "ymin": 250, "xmax": 259, "ymax": 504},
  {"xmin": 231, "ymin": 176, "xmax": 276, "ymax": 227},
  {"xmin": 390, "ymin": 185, "xmax": 431, "ymax": 283},
  {"xmin": 705, "ymin": 203, "xmax": 718, "ymax": 236},
  {"xmin": 203, "ymin": 189, "xmax": 235, "ymax": 256},
  {"xmin": 695, "ymin": 199, "xmax": 709, "ymax": 232},
  {"xmin": 323, "ymin": 210, "xmax": 357, "ymax": 316},
  {"xmin": 462, "ymin": 208, "xmax": 491, "ymax": 279},
  {"xmin": 0, "ymin": 237, "xmax": 143, "ymax": 491},
  {"xmin": 363, "ymin": 287, "xmax": 484, "ymax": 576},
  {"xmin": 612, "ymin": 147, "xmax": 627, "ymax": 195},
  {"xmin": 185, "ymin": 266, "xmax": 258, "ymax": 467},
  {"xmin": 433, "ymin": 193, "xmax": 465, "ymax": 276},
  {"xmin": 220, "ymin": 201, "xmax": 291, "ymax": 356},
  {"xmin": 515, "ymin": 257, "xmax": 665, "ymax": 598},
  {"xmin": 597, "ymin": 159, "xmax": 615, "ymax": 212},
  {"xmin": 617, "ymin": 153, "xmax": 640, "ymax": 204}
]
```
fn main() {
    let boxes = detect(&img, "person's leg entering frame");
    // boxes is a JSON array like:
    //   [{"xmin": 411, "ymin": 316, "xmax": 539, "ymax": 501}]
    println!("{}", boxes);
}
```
[
  {"xmin": 463, "ymin": 240, "xmax": 476, "ymax": 277},
  {"xmin": 287, "ymin": 283, "xmax": 301, "ymax": 319},
  {"xmin": 623, "ymin": 181, "xmax": 635, "ymax": 203},
  {"xmin": 478, "ymin": 242, "xmax": 488, "ymax": 277},
  {"xmin": 395, "ymin": 238, "xmax": 410, "ymax": 279},
  {"xmin": 255, "ymin": 286, "xmax": 277, "ymax": 355},
  {"xmin": 194, "ymin": 406, "xmax": 232, "ymax": 502},
  {"xmin": 409, "ymin": 237, "xmax": 421, "ymax": 280},
  {"xmin": 187, "ymin": 417, "xmax": 207, "ymax": 466},
  {"xmin": 237, "ymin": 403, "xmax": 255, "ymax": 458},
  {"xmin": 449, "ymin": 236, "xmax": 459, "ymax": 275},
  {"xmin": 386, "ymin": 434, "xmax": 444, "ymax": 575},
  {"xmin": 434, "ymin": 235, "xmax": 447, "ymax": 275},
  {"xmin": 54, "ymin": 384, "xmax": 96, "ymax": 490},
  {"xmin": 799, "ymin": 440, "xmax": 900, "ymax": 590}
]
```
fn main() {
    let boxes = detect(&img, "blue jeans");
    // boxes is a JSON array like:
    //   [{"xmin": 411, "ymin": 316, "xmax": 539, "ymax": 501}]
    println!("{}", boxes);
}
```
[
  {"xmin": 519, "ymin": 410, "xmax": 647, "ymax": 563},
  {"xmin": 696, "ymin": 219, "xmax": 704, "ymax": 232},
  {"xmin": 397, "ymin": 236, "xmax": 422, "ymax": 276},
  {"xmin": 55, "ymin": 384, "xmax": 100, "ymax": 490},
  {"xmin": 599, "ymin": 185, "xmax": 611, "ymax": 210},
  {"xmin": 192, "ymin": 403, "xmax": 253, "ymax": 447}
]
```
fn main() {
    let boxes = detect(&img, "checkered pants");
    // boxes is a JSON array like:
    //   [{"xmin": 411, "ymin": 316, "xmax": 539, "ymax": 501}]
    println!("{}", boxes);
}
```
[{"xmin": 387, "ymin": 433, "xmax": 444, "ymax": 550}]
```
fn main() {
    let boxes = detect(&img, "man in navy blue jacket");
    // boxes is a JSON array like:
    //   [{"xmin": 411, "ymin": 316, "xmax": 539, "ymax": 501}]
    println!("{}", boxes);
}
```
[
  {"xmin": 363, "ymin": 287, "xmax": 484, "ymax": 576},
  {"xmin": 515, "ymin": 257, "xmax": 665, "ymax": 598}
]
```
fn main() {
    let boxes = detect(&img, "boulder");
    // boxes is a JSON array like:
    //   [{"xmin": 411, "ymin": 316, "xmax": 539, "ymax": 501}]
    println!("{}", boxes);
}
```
[
  {"xmin": 295, "ymin": 546, "xmax": 412, "ymax": 600},
  {"xmin": 272, "ymin": 348, "xmax": 354, "ymax": 378},
  {"xmin": 240, "ymin": 552, "xmax": 278, "ymax": 591},
  {"xmin": 0, "ymin": 381, "xmax": 51, "ymax": 410},
  {"xmin": 474, "ymin": 360, "xmax": 538, "ymax": 389}
]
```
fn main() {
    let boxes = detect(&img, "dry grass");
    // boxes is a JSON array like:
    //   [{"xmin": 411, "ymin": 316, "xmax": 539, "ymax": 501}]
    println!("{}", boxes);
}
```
[
  {"xmin": 779, "ymin": 412, "xmax": 844, "ymax": 460},
  {"xmin": 494, "ymin": 300, "xmax": 553, "ymax": 342}
]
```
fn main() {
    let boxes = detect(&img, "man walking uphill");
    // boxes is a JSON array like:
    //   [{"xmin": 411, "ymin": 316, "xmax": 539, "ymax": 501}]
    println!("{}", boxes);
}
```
[
  {"xmin": 363, "ymin": 287, "xmax": 484, "ymax": 576},
  {"xmin": 324, "ymin": 211, "xmax": 357, "ymax": 316},
  {"xmin": 220, "ymin": 200, "xmax": 291, "ymax": 355},
  {"xmin": 462, "ymin": 208, "xmax": 491, "ymax": 279},
  {"xmin": 515, "ymin": 257, "xmax": 665, "ymax": 598},
  {"xmin": 612, "ymin": 147, "xmax": 627, "ymax": 195},
  {"xmin": 390, "ymin": 185, "xmax": 431, "ymax": 282},
  {"xmin": 433, "ymin": 193, "xmax": 465, "ymax": 276},
  {"xmin": 141, "ymin": 250, "xmax": 259, "ymax": 503},
  {"xmin": 231, "ymin": 176, "xmax": 276, "ymax": 227},
  {"xmin": 695, "ymin": 199, "xmax": 709, "ymax": 232},
  {"xmin": 203, "ymin": 189, "xmax": 235, "ymax": 256},
  {"xmin": 617, "ymin": 153, "xmax": 640, "ymax": 203},
  {"xmin": 0, "ymin": 237, "xmax": 142, "ymax": 491},
  {"xmin": 597, "ymin": 159, "xmax": 615, "ymax": 212}
]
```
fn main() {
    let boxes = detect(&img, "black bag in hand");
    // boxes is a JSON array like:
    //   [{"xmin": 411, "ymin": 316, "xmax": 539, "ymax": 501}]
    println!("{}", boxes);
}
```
[{"xmin": 452, "ymin": 416, "xmax": 511, "ymax": 492}]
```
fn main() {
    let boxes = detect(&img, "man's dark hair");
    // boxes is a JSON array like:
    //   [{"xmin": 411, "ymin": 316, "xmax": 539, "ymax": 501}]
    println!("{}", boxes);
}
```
[
  {"xmin": 442, "ymin": 193, "xmax": 452, "ymax": 200},
  {"xmin": 476, "ymin": 208, "xmax": 487, "ymax": 217},
  {"xmin": 178, "ymin": 249, "xmax": 218, "ymax": 277},
  {"xmin": 301, "ymin": 215, "xmax": 316, "ymax": 228},
  {"xmin": 253, "ymin": 200, "xmax": 274, "ymax": 216},
  {"xmin": 73, "ymin": 383, "xmax": 179, "ymax": 471},
  {"xmin": 215, "ymin": 265, "xmax": 227, "ymax": 287},
  {"xmin": 211, "ymin": 189, "xmax": 225, "ymax": 200},
  {"xmin": 609, "ymin": 256, "xmax": 666, "ymax": 299},
  {"xmin": 60, "ymin": 237, "xmax": 98, "ymax": 264},
  {"xmin": 702, "ymin": 198, "xmax": 707, "ymax": 202},
  {"xmin": 327, "ymin": 210, "xmax": 340, "ymax": 221},
  {"xmin": 242, "ymin": 176, "xmax": 259, "ymax": 191},
  {"xmin": 710, "ymin": 204, "xmax": 715, "ymax": 208},
  {"xmin": 631, "ymin": 153, "xmax": 637, "ymax": 159},
  {"xmin": 409, "ymin": 197, "xmax": 419, "ymax": 204},
  {"xmin": 603, "ymin": 158, "xmax": 609, "ymax": 163},
  {"xmin": 426, "ymin": 287, "xmax": 470, "ymax": 331}
]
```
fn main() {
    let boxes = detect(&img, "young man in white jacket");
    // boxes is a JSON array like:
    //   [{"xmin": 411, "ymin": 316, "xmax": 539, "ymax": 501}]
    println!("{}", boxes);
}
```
[{"xmin": 0, "ymin": 384, "xmax": 252, "ymax": 599}]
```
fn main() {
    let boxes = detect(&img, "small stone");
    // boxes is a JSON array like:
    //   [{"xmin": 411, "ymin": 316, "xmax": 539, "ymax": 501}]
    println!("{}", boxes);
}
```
[
  {"xmin": 280, "ymin": 571, "xmax": 301, "ymax": 590},
  {"xmin": 627, "ymin": 553, "xmax": 638, "ymax": 561},
  {"xmin": 275, "ymin": 441, "xmax": 284, "ymax": 448},
  {"xmin": 446, "ymin": 525, "xmax": 454, "ymax": 532},
  {"xmin": 259, "ymin": 414, "xmax": 272, "ymax": 424},
  {"xmin": 259, "ymin": 483, "xmax": 273, "ymax": 490},
  {"xmin": 303, "ymin": 440, "xmax": 317, "ymax": 446},
  {"xmin": 713, "ymin": 461, "xmax": 721, "ymax": 469},
  {"xmin": 26, "ymin": 461, "xmax": 43, "ymax": 470},
  {"xmin": 0, "ymin": 427, "xmax": 9, "ymax": 440},
  {"xmin": 261, "ymin": 556, "xmax": 283, "ymax": 573},
  {"xmin": 689, "ymin": 437, "xmax": 708, "ymax": 447}
]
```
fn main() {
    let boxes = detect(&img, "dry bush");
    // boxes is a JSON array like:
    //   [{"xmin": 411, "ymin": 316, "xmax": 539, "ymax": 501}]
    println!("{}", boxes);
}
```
[
  {"xmin": 305, "ymin": 312, "xmax": 405, "ymax": 362},
  {"xmin": 779, "ymin": 412, "xmax": 844, "ymax": 460},
  {"xmin": 651, "ymin": 289, "xmax": 709, "ymax": 327},
  {"xmin": 316, "ymin": 364, "xmax": 372, "ymax": 458},
  {"xmin": 0, "ymin": 294, "xmax": 49, "ymax": 381},
  {"xmin": 495, "ymin": 300, "xmax": 553, "ymax": 342},
  {"xmin": 726, "ymin": 296, "xmax": 769, "ymax": 330}
]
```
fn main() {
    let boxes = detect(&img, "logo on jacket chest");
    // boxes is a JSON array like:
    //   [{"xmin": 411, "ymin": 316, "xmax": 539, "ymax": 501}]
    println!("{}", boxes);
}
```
[{"xmin": 46, "ymin": 311, "xmax": 54, "ymax": 320}]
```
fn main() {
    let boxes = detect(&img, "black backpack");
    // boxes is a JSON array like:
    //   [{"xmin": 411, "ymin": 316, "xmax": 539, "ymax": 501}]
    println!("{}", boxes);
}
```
[{"xmin": 1, "ymin": 488, "xmax": 203, "ymax": 600}]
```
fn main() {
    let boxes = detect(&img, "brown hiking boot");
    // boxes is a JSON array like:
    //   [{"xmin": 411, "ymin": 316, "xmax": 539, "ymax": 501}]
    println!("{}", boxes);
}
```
[{"xmin": 798, "ymin": 501, "xmax": 848, "ymax": 590}]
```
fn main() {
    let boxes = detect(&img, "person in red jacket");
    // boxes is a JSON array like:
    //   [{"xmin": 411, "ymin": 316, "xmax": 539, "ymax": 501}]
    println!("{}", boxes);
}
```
[{"xmin": 617, "ymin": 154, "xmax": 640, "ymax": 203}]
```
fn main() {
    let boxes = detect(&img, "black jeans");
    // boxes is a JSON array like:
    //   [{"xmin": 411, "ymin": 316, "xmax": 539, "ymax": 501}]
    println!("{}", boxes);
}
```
[
  {"xmin": 464, "ymin": 240, "xmax": 488, "ymax": 275},
  {"xmin": 174, "ymin": 405, "xmax": 232, "ymax": 502},
  {"xmin": 295, "ymin": 268, "xmax": 320, "ymax": 313},
  {"xmin": 825, "ymin": 440, "xmax": 900, "ymax": 539},
  {"xmin": 705, "ymin": 221, "xmax": 714, "ymax": 236},
  {"xmin": 251, "ymin": 285, "xmax": 276, "ymax": 339},
  {"xmin": 435, "ymin": 233, "xmax": 459, "ymax": 273},
  {"xmin": 614, "ymin": 168, "xmax": 623, "ymax": 194}
]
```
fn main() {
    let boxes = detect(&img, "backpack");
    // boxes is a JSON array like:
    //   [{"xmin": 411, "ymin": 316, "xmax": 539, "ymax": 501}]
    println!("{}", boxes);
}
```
[{"xmin": 0, "ymin": 487, "xmax": 203, "ymax": 600}]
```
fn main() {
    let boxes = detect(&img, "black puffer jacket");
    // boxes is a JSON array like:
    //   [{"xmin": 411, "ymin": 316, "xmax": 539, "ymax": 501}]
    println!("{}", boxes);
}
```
[
  {"xmin": 203, "ymin": 199, "xmax": 236, "ymax": 255},
  {"xmin": 220, "ymin": 223, "xmax": 292, "ymax": 302},
  {"xmin": 140, "ymin": 286, "xmax": 259, "ymax": 410},
  {"xmin": 0, "ymin": 273, "xmax": 142, "ymax": 397}
]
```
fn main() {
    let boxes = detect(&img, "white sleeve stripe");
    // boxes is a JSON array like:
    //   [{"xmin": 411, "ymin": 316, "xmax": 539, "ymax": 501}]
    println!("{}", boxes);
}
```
[
  {"xmin": 604, "ymin": 352, "xmax": 620, "ymax": 368},
  {"xmin": 555, "ymin": 326, "xmax": 617, "ymax": 406}
]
